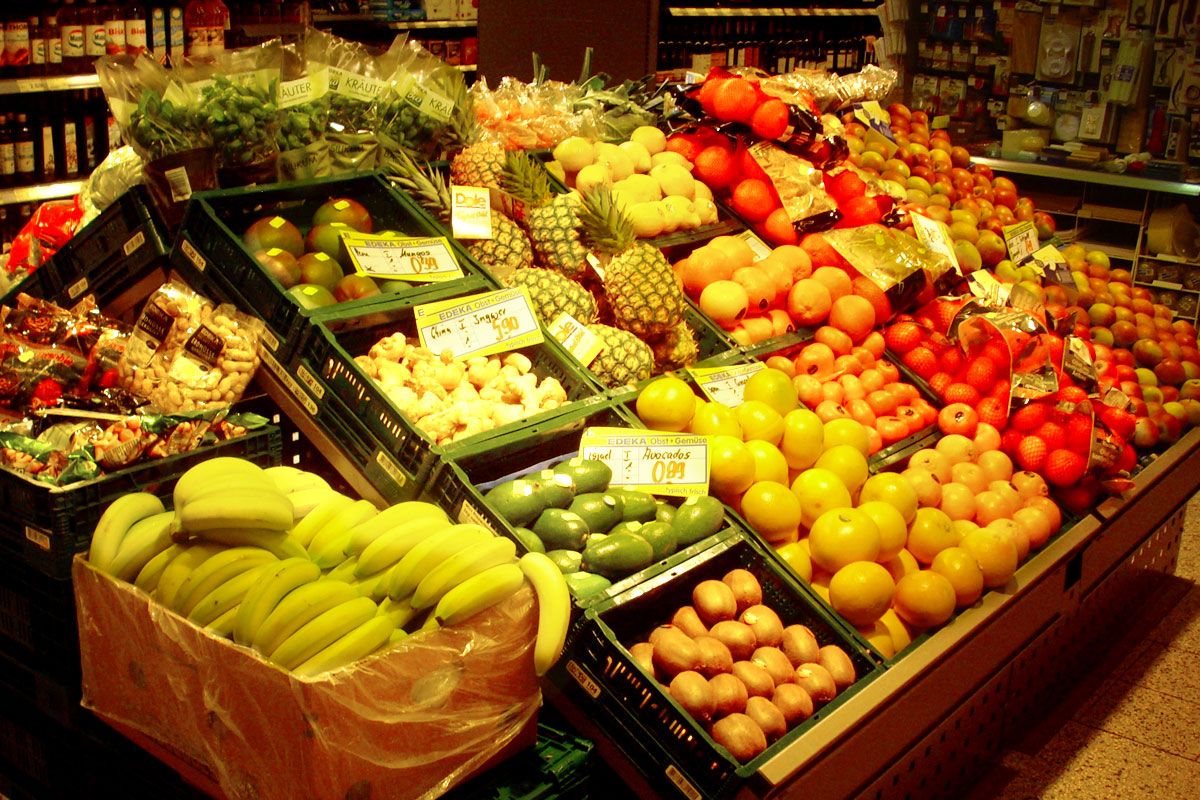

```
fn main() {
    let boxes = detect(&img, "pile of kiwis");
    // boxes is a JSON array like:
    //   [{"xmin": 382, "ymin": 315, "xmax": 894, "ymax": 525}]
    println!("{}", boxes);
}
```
[{"xmin": 625, "ymin": 567, "xmax": 858, "ymax": 762}]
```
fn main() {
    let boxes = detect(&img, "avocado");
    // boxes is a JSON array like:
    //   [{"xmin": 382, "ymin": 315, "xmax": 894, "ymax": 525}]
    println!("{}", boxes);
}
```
[
  {"xmin": 581, "ymin": 532, "xmax": 655, "ymax": 578},
  {"xmin": 484, "ymin": 479, "xmax": 546, "ymax": 527},
  {"xmin": 553, "ymin": 458, "xmax": 613, "ymax": 494},
  {"xmin": 605, "ymin": 520, "xmax": 644, "ymax": 538},
  {"xmin": 533, "ymin": 469, "xmax": 576, "ymax": 509},
  {"xmin": 546, "ymin": 549, "xmax": 583, "ymax": 574},
  {"xmin": 568, "ymin": 493, "xmax": 624, "ymax": 534},
  {"xmin": 532, "ymin": 508, "xmax": 590, "ymax": 550},
  {"xmin": 632, "ymin": 521, "xmax": 678, "ymax": 560},
  {"xmin": 671, "ymin": 496, "xmax": 726, "ymax": 547},
  {"xmin": 655, "ymin": 502, "xmax": 676, "ymax": 526},
  {"xmin": 511, "ymin": 526, "xmax": 545, "ymax": 554},
  {"xmin": 564, "ymin": 571, "xmax": 613, "ymax": 600},
  {"xmin": 612, "ymin": 490, "xmax": 658, "ymax": 522}
]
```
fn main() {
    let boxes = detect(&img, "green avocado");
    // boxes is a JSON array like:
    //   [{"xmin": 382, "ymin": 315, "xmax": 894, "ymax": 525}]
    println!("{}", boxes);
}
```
[
  {"xmin": 532, "ymin": 508, "xmax": 590, "ymax": 550},
  {"xmin": 563, "ymin": 571, "xmax": 613, "ymax": 599},
  {"xmin": 511, "ymin": 526, "xmax": 545, "ymax": 554},
  {"xmin": 568, "ymin": 493, "xmax": 624, "ymax": 534},
  {"xmin": 633, "ymin": 520, "xmax": 678, "ymax": 561},
  {"xmin": 581, "ymin": 531, "xmax": 655, "ymax": 578},
  {"xmin": 671, "ymin": 495, "xmax": 726, "ymax": 547},
  {"xmin": 612, "ymin": 490, "xmax": 658, "ymax": 522},
  {"xmin": 553, "ymin": 458, "xmax": 613, "ymax": 494},
  {"xmin": 546, "ymin": 549, "xmax": 583, "ymax": 574},
  {"xmin": 655, "ymin": 503, "xmax": 677, "ymax": 526},
  {"xmin": 484, "ymin": 479, "xmax": 546, "ymax": 528},
  {"xmin": 533, "ymin": 469, "xmax": 576, "ymax": 509}
]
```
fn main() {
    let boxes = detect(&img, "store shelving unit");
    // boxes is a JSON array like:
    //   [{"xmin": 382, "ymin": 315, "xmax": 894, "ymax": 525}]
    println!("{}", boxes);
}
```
[
  {"xmin": 665, "ymin": 6, "xmax": 879, "ymax": 16},
  {"xmin": 0, "ymin": 74, "xmax": 101, "ymax": 97},
  {"xmin": 0, "ymin": 180, "xmax": 86, "ymax": 207}
]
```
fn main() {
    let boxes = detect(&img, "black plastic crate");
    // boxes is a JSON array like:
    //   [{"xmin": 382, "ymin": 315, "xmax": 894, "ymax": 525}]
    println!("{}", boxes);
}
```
[
  {"xmin": 0, "ymin": 554, "xmax": 78, "ymax": 678},
  {"xmin": 556, "ymin": 529, "xmax": 884, "ymax": 799},
  {"xmin": 171, "ymin": 171, "xmax": 495, "ymax": 368},
  {"xmin": 298, "ymin": 285, "xmax": 606, "ymax": 497},
  {"xmin": 443, "ymin": 723, "xmax": 595, "ymax": 800},
  {"xmin": 0, "ymin": 425, "xmax": 281, "ymax": 580}
]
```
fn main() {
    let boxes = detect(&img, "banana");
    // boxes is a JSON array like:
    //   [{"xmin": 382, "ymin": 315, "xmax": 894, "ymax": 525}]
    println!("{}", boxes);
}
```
[
  {"xmin": 206, "ymin": 607, "xmax": 240, "ymax": 638},
  {"xmin": 88, "ymin": 493, "xmax": 167, "ymax": 573},
  {"xmin": 345, "ymin": 501, "xmax": 450, "ymax": 556},
  {"xmin": 286, "ymin": 486, "xmax": 338, "ymax": 521},
  {"xmin": 290, "ymin": 492, "xmax": 356, "ymax": 548},
  {"xmin": 386, "ymin": 524, "xmax": 494, "ymax": 601},
  {"xmin": 376, "ymin": 596, "xmax": 419, "ymax": 629},
  {"xmin": 155, "ymin": 543, "xmax": 225, "ymax": 609},
  {"xmin": 325, "ymin": 556, "xmax": 361, "ymax": 583},
  {"xmin": 267, "ymin": 596, "xmax": 378, "ymax": 671},
  {"xmin": 178, "ymin": 489, "xmax": 294, "ymax": 535},
  {"xmin": 134, "ymin": 544, "xmax": 184, "ymax": 593},
  {"xmin": 192, "ymin": 527, "xmax": 307, "ymax": 560},
  {"xmin": 173, "ymin": 547, "xmax": 278, "ymax": 617},
  {"xmin": 265, "ymin": 466, "xmax": 330, "ymax": 496},
  {"xmin": 174, "ymin": 472, "xmax": 278, "ymax": 513},
  {"xmin": 232, "ymin": 558, "xmax": 322, "ymax": 647},
  {"xmin": 252, "ymin": 579, "xmax": 359, "ymax": 657},
  {"xmin": 518, "ymin": 552, "xmax": 572, "ymax": 676},
  {"xmin": 292, "ymin": 615, "xmax": 395, "ymax": 679},
  {"xmin": 350, "ymin": 572, "xmax": 385, "ymax": 599},
  {"xmin": 388, "ymin": 628, "xmax": 409, "ymax": 646},
  {"xmin": 172, "ymin": 457, "xmax": 265, "ymax": 509},
  {"xmin": 108, "ymin": 511, "xmax": 176, "ymax": 583},
  {"xmin": 433, "ymin": 563, "xmax": 525, "ymax": 628},
  {"xmin": 411, "ymin": 536, "xmax": 517, "ymax": 610},
  {"xmin": 187, "ymin": 561, "xmax": 276, "ymax": 627},
  {"xmin": 306, "ymin": 500, "xmax": 379, "ymax": 569},
  {"xmin": 418, "ymin": 614, "xmax": 441, "ymax": 633},
  {"xmin": 353, "ymin": 517, "xmax": 451, "ymax": 578}
]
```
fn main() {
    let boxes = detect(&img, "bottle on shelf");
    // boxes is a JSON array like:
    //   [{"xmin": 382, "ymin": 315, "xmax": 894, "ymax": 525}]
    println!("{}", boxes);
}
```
[
  {"xmin": 77, "ymin": 90, "xmax": 97, "ymax": 173},
  {"xmin": 83, "ymin": 0, "xmax": 108, "ymax": 64},
  {"xmin": 30, "ymin": 13, "xmax": 47, "ymax": 75},
  {"xmin": 60, "ymin": 101, "xmax": 79, "ymax": 178},
  {"xmin": 125, "ymin": 3, "xmax": 147, "ymax": 56},
  {"xmin": 60, "ymin": 0, "xmax": 86, "ymax": 75},
  {"xmin": 36, "ymin": 108, "xmax": 56, "ymax": 181},
  {"xmin": 0, "ymin": 115, "xmax": 15, "ymax": 188},
  {"xmin": 184, "ymin": 0, "xmax": 227, "ymax": 59},
  {"xmin": 106, "ymin": 1, "xmax": 128, "ymax": 55},
  {"xmin": 13, "ymin": 114, "xmax": 34, "ymax": 187},
  {"xmin": 3, "ymin": 11, "xmax": 32, "ymax": 78},
  {"xmin": 45, "ymin": 11, "xmax": 63, "ymax": 76}
]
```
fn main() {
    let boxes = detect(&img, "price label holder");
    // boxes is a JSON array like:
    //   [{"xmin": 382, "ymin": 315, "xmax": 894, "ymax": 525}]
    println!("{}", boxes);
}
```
[
  {"xmin": 968, "ymin": 269, "xmax": 1011, "ymax": 308},
  {"xmin": 548, "ymin": 311, "xmax": 604, "ymax": 367},
  {"xmin": 735, "ymin": 229, "xmax": 773, "ymax": 261},
  {"xmin": 450, "ymin": 185, "xmax": 494, "ymax": 240},
  {"xmin": 854, "ymin": 100, "xmax": 896, "ymax": 143},
  {"xmin": 931, "ymin": 114, "xmax": 951, "ymax": 129},
  {"xmin": 1002, "ymin": 221, "xmax": 1039, "ymax": 264},
  {"xmin": 579, "ymin": 427, "xmax": 710, "ymax": 497},
  {"xmin": 414, "ymin": 287, "xmax": 544, "ymax": 360},
  {"xmin": 687, "ymin": 362, "xmax": 765, "ymax": 407},
  {"xmin": 910, "ymin": 212, "xmax": 961, "ymax": 274},
  {"xmin": 343, "ymin": 233, "xmax": 465, "ymax": 283}
]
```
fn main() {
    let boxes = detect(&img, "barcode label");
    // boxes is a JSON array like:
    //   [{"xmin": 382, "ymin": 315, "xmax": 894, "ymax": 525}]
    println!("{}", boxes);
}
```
[
  {"xmin": 181, "ymin": 239, "xmax": 206, "ymax": 271},
  {"xmin": 567, "ymin": 661, "xmax": 601, "ymax": 699},
  {"xmin": 373, "ymin": 451, "xmax": 408, "ymax": 488},
  {"xmin": 24, "ymin": 525, "xmax": 50, "ymax": 550},
  {"xmin": 295, "ymin": 364, "xmax": 325, "ymax": 400},
  {"xmin": 259, "ymin": 326, "xmax": 278, "ymax": 352},
  {"xmin": 67, "ymin": 277, "xmax": 88, "ymax": 300},
  {"xmin": 123, "ymin": 230, "xmax": 146, "ymax": 256},
  {"xmin": 164, "ymin": 165, "xmax": 193, "ymax": 203}
]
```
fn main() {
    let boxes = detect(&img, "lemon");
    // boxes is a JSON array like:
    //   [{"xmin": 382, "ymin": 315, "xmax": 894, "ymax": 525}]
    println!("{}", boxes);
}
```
[
  {"xmin": 790, "ymin": 468, "xmax": 853, "ymax": 529},
  {"xmin": 822, "ymin": 417, "xmax": 870, "ymax": 455},
  {"xmin": 814, "ymin": 445, "xmax": 869, "ymax": 495},
  {"xmin": 709, "ymin": 435, "xmax": 756, "ymax": 497},
  {"xmin": 740, "ymin": 480, "xmax": 801, "ymax": 541},
  {"xmin": 689, "ymin": 402, "xmax": 742, "ymax": 437},
  {"xmin": 735, "ymin": 400, "xmax": 784, "ymax": 445},
  {"xmin": 829, "ymin": 561, "xmax": 896, "ymax": 627},
  {"xmin": 636, "ymin": 376, "xmax": 698, "ymax": 432},
  {"xmin": 744, "ymin": 440, "xmax": 789, "ymax": 484},
  {"xmin": 743, "ymin": 367, "xmax": 798, "ymax": 416},
  {"xmin": 776, "ymin": 540, "xmax": 813, "ymax": 582}
]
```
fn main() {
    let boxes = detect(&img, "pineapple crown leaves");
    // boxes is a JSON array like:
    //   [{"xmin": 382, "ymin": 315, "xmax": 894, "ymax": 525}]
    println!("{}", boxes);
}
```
[
  {"xmin": 443, "ymin": 78, "xmax": 480, "ymax": 154},
  {"xmin": 577, "ymin": 186, "xmax": 637, "ymax": 257},
  {"xmin": 381, "ymin": 147, "xmax": 453, "ymax": 221},
  {"xmin": 501, "ymin": 150, "xmax": 556, "ymax": 208}
]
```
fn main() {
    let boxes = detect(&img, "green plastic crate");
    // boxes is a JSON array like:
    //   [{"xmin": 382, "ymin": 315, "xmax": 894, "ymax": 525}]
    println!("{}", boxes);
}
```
[
  {"xmin": 555, "ymin": 528, "xmax": 884, "ymax": 800},
  {"xmin": 170, "ymin": 171, "xmax": 495, "ymax": 368},
  {"xmin": 443, "ymin": 723, "xmax": 594, "ymax": 800}
]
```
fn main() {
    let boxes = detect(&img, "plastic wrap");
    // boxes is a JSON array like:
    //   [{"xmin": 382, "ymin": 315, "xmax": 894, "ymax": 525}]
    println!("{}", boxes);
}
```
[
  {"xmin": 79, "ymin": 146, "xmax": 146, "ymax": 227},
  {"xmin": 745, "ymin": 141, "xmax": 840, "ymax": 232},
  {"xmin": 762, "ymin": 64, "xmax": 899, "ymax": 114},
  {"xmin": 823, "ymin": 224, "xmax": 954, "ymax": 315},
  {"xmin": 276, "ymin": 41, "xmax": 333, "ymax": 182},
  {"xmin": 375, "ymin": 38, "xmax": 463, "ymax": 161},
  {"xmin": 2, "ymin": 199, "xmax": 84, "ymax": 279},
  {"xmin": 76, "ymin": 555, "xmax": 541, "ymax": 800},
  {"xmin": 469, "ymin": 76, "xmax": 597, "ymax": 150}
]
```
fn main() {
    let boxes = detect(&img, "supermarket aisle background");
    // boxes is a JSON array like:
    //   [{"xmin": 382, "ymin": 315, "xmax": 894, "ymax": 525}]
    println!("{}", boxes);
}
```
[{"xmin": 967, "ymin": 493, "xmax": 1200, "ymax": 799}]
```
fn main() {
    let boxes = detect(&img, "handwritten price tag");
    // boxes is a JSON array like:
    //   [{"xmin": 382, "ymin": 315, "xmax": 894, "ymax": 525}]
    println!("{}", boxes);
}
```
[
  {"xmin": 451, "ymin": 185, "xmax": 494, "ymax": 240},
  {"xmin": 687, "ymin": 362, "xmax": 765, "ymax": 407},
  {"xmin": 343, "ymin": 233, "xmax": 464, "ymax": 283},
  {"xmin": 414, "ymin": 287, "xmax": 544, "ymax": 360},
  {"xmin": 910, "ymin": 212, "xmax": 961, "ymax": 274},
  {"xmin": 579, "ymin": 427, "xmax": 710, "ymax": 497},
  {"xmin": 1002, "ymin": 221, "xmax": 1039, "ymax": 265},
  {"xmin": 548, "ymin": 312, "xmax": 603, "ymax": 367}
]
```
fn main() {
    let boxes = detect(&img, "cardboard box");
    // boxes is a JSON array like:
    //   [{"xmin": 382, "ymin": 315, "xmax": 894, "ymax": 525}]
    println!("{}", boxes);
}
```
[{"xmin": 74, "ymin": 556, "xmax": 541, "ymax": 800}]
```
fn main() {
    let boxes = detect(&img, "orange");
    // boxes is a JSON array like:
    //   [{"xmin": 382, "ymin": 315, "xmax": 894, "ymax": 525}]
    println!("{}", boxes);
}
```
[
  {"xmin": 707, "ymin": 235, "xmax": 756, "ymax": 269},
  {"xmin": 958, "ymin": 527, "xmax": 1018, "ymax": 588},
  {"xmin": 699, "ymin": 280, "xmax": 749, "ymax": 327},
  {"xmin": 750, "ymin": 98, "xmax": 789, "ymax": 140},
  {"xmin": 770, "ymin": 244, "xmax": 813, "ymax": 281},
  {"xmin": 741, "ymin": 479, "xmax": 802, "ymax": 541},
  {"xmin": 905, "ymin": 507, "xmax": 959, "ymax": 565},
  {"xmin": 665, "ymin": 135, "xmax": 701, "ymax": 162},
  {"xmin": 635, "ymin": 375, "xmax": 698, "ymax": 432},
  {"xmin": 786, "ymin": 279, "xmax": 832, "ymax": 326},
  {"xmin": 744, "ymin": 440, "xmax": 790, "ymax": 484},
  {"xmin": 732, "ymin": 266, "xmax": 776, "ymax": 313},
  {"xmin": 693, "ymin": 145, "xmax": 738, "ymax": 190},
  {"xmin": 731, "ymin": 179, "xmax": 777, "ymax": 223},
  {"xmin": 930, "ymin": 546, "xmax": 985, "ymax": 607},
  {"xmin": 856, "ymin": 500, "xmax": 908, "ymax": 563},
  {"xmin": 892, "ymin": 570, "xmax": 957, "ymax": 629},
  {"xmin": 850, "ymin": 276, "xmax": 892, "ymax": 326},
  {"xmin": 697, "ymin": 78, "xmax": 727, "ymax": 117},
  {"xmin": 828, "ymin": 294, "xmax": 877, "ymax": 344},
  {"xmin": 679, "ymin": 246, "xmax": 734, "ymax": 296},
  {"xmin": 811, "ymin": 266, "xmax": 853, "ymax": 302},
  {"xmin": 743, "ymin": 367, "xmax": 799, "ymax": 416},
  {"xmin": 762, "ymin": 207, "xmax": 798, "ymax": 245},
  {"xmin": 754, "ymin": 256, "xmax": 794, "ymax": 300},
  {"xmin": 807, "ymin": 507, "xmax": 881, "ymax": 572},
  {"xmin": 735, "ymin": 400, "xmax": 785, "ymax": 445},
  {"xmin": 709, "ymin": 434, "xmax": 756, "ymax": 497},
  {"xmin": 829, "ymin": 561, "xmax": 895, "ymax": 627},
  {"xmin": 712, "ymin": 77, "xmax": 759, "ymax": 123}
]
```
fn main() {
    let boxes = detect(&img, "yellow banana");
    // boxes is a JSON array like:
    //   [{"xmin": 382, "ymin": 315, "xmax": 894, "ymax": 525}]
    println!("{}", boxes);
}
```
[
  {"xmin": 268, "ymin": 596, "xmax": 378, "ymax": 671},
  {"xmin": 376, "ymin": 596, "xmax": 419, "ymax": 629},
  {"xmin": 205, "ymin": 606, "xmax": 240, "ymax": 638},
  {"xmin": 88, "ymin": 493, "xmax": 167, "ymax": 573},
  {"xmin": 324, "ymin": 555, "xmax": 361, "ymax": 583},
  {"xmin": 412, "ymin": 536, "xmax": 517, "ymax": 610},
  {"xmin": 232, "ymin": 558, "xmax": 322, "ymax": 647},
  {"xmin": 292, "ymin": 615, "xmax": 395, "ymax": 679},
  {"xmin": 192, "ymin": 527, "xmax": 307, "ymax": 560},
  {"xmin": 187, "ymin": 561, "xmax": 276, "ymax": 627},
  {"xmin": 388, "ymin": 628, "xmax": 409, "ymax": 646},
  {"xmin": 173, "ymin": 547, "xmax": 278, "ymax": 617},
  {"xmin": 252, "ymin": 579, "xmax": 359, "ymax": 657},
  {"xmin": 133, "ymin": 543, "xmax": 184, "ymax": 593},
  {"xmin": 108, "ymin": 511, "xmax": 176, "ymax": 583},
  {"xmin": 178, "ymin": 489, "xmax": 294, "ymax": 534},
  {"xmin": 306, "ymin": 500, "xmax": 378, "ymax": 569},
  {"xmin": 518, "ymin": 552, "xmax": 572, "ymax": 676},
  {"xmin": 285, "ymin": 486, "xmax": 338, "ymax": 521},
  {"xmin": 290, "ymin": 492, "xmax": 356, "ymax": 548},
  {"xmin": 155, "ymin": 543, "xmax": 225, "ymax": 609},
  {"xmin": 172, "ymin": 457, "xmax": 265, "ymax": 508},
  {"xmin": 433, "ymin": 563, "xmax": 525, "ymax": 627},
  {"xmin": 386, "ymin": 525, "xmax": 494, "ymax": 601},
  {"xmin": 345, "ymin": 501, "xmax": 449, "ymax": 555},
  {"xmin": 353, "ymin": 517, "xmax": 451, "ymax": 578},
  {"xmin": 265, "ymin": 466, "xmax": 330, "ymax": 496},
  {"xmin": 174, "ymin": 472, "xmax": 277, "ymax": 513}
]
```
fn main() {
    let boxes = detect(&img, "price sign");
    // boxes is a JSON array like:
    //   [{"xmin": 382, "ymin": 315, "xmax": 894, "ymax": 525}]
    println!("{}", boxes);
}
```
[
  {"xmin": 687, "ymin": 362, "xmax": 765, "ymax": 407},
  {"xmin": 414, "ymin": 287, "xmax": 544, "ymax": 360},
  {"xmin": 343, "ymin": 233, "xmax": 464, "ymax": 282},
  {"xmin": 735, "ymin": 229, "xmax": 773, "ymax": 261},
  {"xmin": 910, "ymin": 212, "xmax": 961, "ymax": 273},
  {"xmin": 579, "ymin": 427, "xmax": 710, "ymax": 497},
  {"xmin": 451, "ymin": 184, "xmax": 494, "ymax": 240},
  {"xmin": 1002, "ymin": 221, "xmax": 1039, "ymax": 264},
  {"xmin": 548, "ymin": 312, "xmax": 603, "ymax": 367},
  {"xmin": 931, "ymin": 114, "xmax": 951, "ymax": 129},
  {"xmin": 1031, "ymin": 244, "xmax": 1074, "ymax": 287},
  {"xmin": 854, "ymin": 100, "xmax": 896, "ymax": 142},
  {"xmin": 968, "ymin": 270, "xmax": 1011, "ymax": 308}
]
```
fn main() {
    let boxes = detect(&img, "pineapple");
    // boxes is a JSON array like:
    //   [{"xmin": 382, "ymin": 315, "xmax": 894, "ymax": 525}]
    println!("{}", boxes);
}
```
[
  {"xmin": 588, "ymin": 324, "xmax": 654, "ymax": 388},
  {"xmin": 577, "ymin": 187, "xmax": 686, "ymax": 340},
  {"xmin": 504, "ymin": 268, "xmax": 598, "ymax": 326},
  {"xmin": 649, "ymin": 321, "xmax": 699, "ymax": 372},
  {"xmin": 383, "ymin": 149, "xmax": 533, "ymax": 281},
  {"xmin": 446, "ymin": 84, "xmax": 506, "ymax": 190},
  {"xmin": 503, "ymin": 150, "xmax": 591, "ymax": 280}
]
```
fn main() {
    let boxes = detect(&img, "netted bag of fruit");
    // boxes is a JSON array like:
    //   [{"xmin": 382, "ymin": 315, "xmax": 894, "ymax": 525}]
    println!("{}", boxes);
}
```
[
  {"xmin": 374, "ymin": 38, "xmax": 464, "ymax": 162},
  {"xmin": 823, "ymin": 224, "xmax": 957, "ymax": 317},
  {"xmin": 274, "ymin": 40, "xmax": 333, "ymax": 182},
  {"xmin": 305, "ymin": 28, "xmax": 394, "ymax": 174}
]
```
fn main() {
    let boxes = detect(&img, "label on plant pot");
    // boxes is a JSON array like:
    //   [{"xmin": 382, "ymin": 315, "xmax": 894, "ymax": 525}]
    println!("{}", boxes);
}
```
[
  {"xmin": 910, "ymin": 212, "xmax": 961, "ymax": 273},
  {"xmin": 415, "ymin": 287, "xmax": 543, "ymax": 359},
  {"xmin": 343, "ymin": 233, "xmax": 464, "ymax": 282},
  {"xmin": 687, "ymin": 362, "xmax": 765, "ymax": 407},
  {"xmin": 548, "ymin": 312, "xmax": 603, "ymax": 367},
  {"xmin": 579, "ymin": 427, "xmax": 710, "ymax": 497},
  {"xmin": 1002, "ymin": 220, "xmax": 1039, "ymax": 264},
  {"xmin": 451, "ymin": 184, "xmax": 493, "ymax": 239}
]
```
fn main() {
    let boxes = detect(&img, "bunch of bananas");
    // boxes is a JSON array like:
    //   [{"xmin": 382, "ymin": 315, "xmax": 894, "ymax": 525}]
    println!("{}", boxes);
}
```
[{"xmin": 87, "ymin": 456, "xmax": 572, "ymax": 678}]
